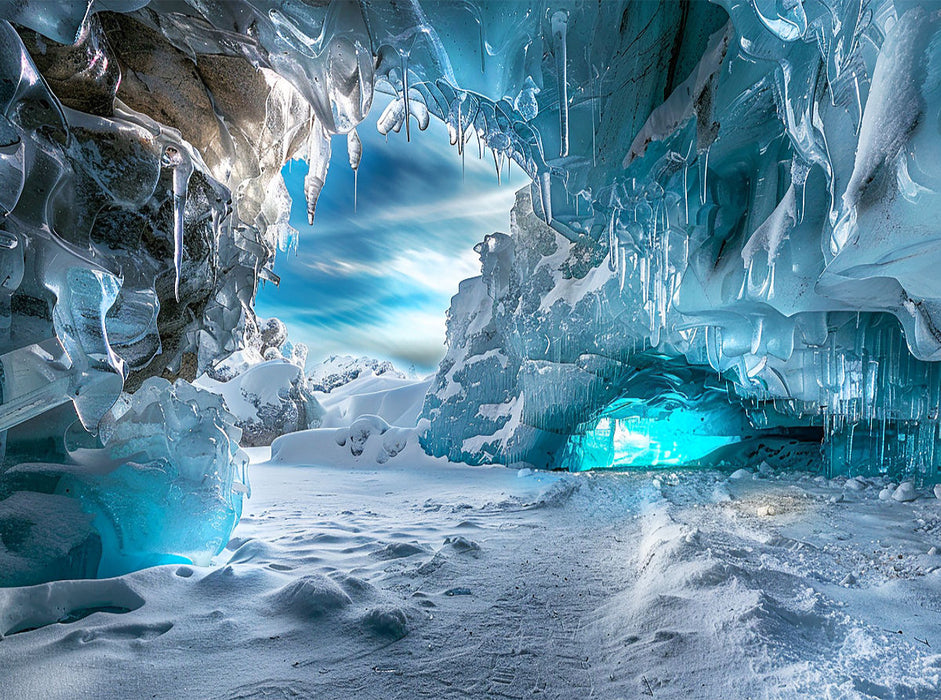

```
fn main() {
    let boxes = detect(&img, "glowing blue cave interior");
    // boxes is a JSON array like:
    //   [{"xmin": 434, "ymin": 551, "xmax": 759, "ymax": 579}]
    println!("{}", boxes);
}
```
[{"xmin": 572, "ymin": 401, "xmax": 743, "ymax": 471}]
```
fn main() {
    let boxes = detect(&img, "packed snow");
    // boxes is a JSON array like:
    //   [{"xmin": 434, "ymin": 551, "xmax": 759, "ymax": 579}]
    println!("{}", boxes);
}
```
[{"xmin": 2, "ymin": 447, "xmax": 941, "ymax": 699}]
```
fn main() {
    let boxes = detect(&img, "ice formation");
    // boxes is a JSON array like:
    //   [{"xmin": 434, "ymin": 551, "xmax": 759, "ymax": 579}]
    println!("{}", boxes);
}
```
[
  {"xmin": 419, "ymin": 0, "xmax": 941, "ymax": 485},
  {"xmin": 3, "ymin": 0, "xmax": 941, "ymax": 583}
]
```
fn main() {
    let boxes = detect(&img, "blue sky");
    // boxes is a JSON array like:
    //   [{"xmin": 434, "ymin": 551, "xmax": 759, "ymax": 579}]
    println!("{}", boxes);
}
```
[{"xmin": 255, "ymin": 95, "xmax": 521, "ymax": 373}]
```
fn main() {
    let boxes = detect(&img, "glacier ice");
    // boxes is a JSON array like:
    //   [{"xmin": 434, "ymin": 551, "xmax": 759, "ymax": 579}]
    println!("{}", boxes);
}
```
[
  {"xmin": 3, "ymin": 0, "xmax": 941, "ymax": 584},
  {"xmin": 419, "ymin": 0, "xmax": 941, "ymax": 486},
  {"xmin": 2, "ymin": 378, "xmax": 247, "ymax": 584}
]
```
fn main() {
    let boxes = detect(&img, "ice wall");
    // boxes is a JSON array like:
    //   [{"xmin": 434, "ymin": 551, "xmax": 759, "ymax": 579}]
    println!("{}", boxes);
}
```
[{"xmin": 419, "ymin": 0, "xmax": 941, "ymax": 484}]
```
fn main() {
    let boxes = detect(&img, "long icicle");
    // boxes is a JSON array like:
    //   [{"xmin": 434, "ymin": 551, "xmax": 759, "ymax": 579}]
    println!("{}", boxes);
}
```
[
  {"xmin": 401, "ymin": 52, "xmax": 410, "ymax": 142},
  {"xmin": 551, "ymin": 11, "xmax": 569, "ymax": 158},
  {"xmin": 161, "ymin": 144, "xmax": 193, "ymax": 302}
]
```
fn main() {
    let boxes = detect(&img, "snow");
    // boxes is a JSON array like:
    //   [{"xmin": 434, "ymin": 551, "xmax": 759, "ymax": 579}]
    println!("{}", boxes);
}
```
[
  {"xmin": 196, "ymin": 360, "xmax": 307, "ymax": 424},
  {"xmin": 2, "ymin": 455, "xmax": 941, "ymax": 699},
  {"xmin": 307, "ymin": 355, "xmax": 409, "ymax": 394},
  {"xmin": 315, "ymin": 373, "xmax": 431, "ymax": 429}
]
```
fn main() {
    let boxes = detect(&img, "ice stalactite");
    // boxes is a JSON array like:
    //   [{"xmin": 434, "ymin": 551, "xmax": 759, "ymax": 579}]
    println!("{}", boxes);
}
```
[
  {"xmin": 551, "ymin": 10, "xmax": 569, "ymax": 158},
  {"xmin": 347, "ymin": 128, "xmax": 362, "ymax": 211},
  {"xmin": 401, "ymin": 52, "xmax": 411, "ymax": 141},
  {"xmin": 304, "ymin": 122, "xmax": 331, "ymax": 226},
  {"xmin": 160, "ymin": 145, "xmax": 193, "ymax": 302}
]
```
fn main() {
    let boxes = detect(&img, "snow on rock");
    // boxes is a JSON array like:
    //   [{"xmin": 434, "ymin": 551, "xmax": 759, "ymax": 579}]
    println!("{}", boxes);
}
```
[
  {"xmin": 844, "ymin": 476, "xmax": 868, "ymax": 491},
  {"xmin": 270, "ymin": 415, "xmax": 423, "ymax": 467},
  {"xmin": 197, "ymin": 359, "xmax": 324, "ymax": 447},
  {"xmin": 893, "ymin": 481, "xmax": 919, "ymax": 502},
  {"xmin": 308, "ymin": 355, "xmax": 409, "ymax": 394}
]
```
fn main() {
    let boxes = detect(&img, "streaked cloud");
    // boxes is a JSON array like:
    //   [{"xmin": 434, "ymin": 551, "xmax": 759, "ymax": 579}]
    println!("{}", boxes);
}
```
[{"xmin": 255, "ymin": 94, "xmax": 523, "ymax": 371}]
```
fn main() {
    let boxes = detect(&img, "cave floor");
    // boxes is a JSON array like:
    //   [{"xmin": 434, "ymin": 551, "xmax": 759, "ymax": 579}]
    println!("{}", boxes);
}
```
[{"xmin": 3, "ymin": 453, "xmax": 941, "ymax": 699}]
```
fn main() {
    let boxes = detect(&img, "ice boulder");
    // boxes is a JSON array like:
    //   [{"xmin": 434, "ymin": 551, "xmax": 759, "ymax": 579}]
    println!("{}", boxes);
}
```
[{"xmin": 3, "ymin": 379, "xmax": 249, "ymax": 581}]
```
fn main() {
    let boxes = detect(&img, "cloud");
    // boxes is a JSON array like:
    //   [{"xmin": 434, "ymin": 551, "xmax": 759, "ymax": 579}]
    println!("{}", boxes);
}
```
[{"xmin": 255, "ymin": 93, "xmax": 523, "ymax": 371}]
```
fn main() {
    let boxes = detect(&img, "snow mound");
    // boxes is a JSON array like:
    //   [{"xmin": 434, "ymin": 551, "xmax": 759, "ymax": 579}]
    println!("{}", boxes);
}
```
[
  {"xmin": 0, "ymin": 578, "xmax": 145, "ymax": 637},
  {"xmin": 270, "ymin": 415, "xmax": 418, "ymax": 466},
  {"xmin": 269, "ymin": 575, "xmax": 352, "ymax": 618}
]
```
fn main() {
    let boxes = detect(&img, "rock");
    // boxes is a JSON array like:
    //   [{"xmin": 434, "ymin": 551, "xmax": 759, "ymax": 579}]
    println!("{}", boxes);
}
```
[
  {"xmin": 729, "ymin": 468, "xmax": 752, "ymax": 480},
  {"xmin": 841, "ymin": 573, "xmax": 857, "ymax": 586},
  {"xmin": 844, "ymin": 477, "xmax": 867, "ymax": 491},
  {"xmin": 828, "ymin": 494, "xmax": 844, "ymax": 504},
  {"xmin": 928, "ymin": 546, "xmax": 938, "ymax": 556},
  {"xmin": 879, "ymin": 486, "xmax": 896, "ymax": 501},
  {"xmin": 934, "ymin": 484, "xmax": 941, "ymax": 500},
  {"xmin": 892, "ymin": 482, "xmax": 918, "ymax": 502},
  {"xmin": 443, "ymin": 587, "xmax": 472, "ymax": 596}
]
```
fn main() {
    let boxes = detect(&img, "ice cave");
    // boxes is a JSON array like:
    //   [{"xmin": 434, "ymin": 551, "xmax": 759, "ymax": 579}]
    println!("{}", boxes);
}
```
[{"xmin": 4, "ymin": 0, "xmax": 941, "ymax": 697}]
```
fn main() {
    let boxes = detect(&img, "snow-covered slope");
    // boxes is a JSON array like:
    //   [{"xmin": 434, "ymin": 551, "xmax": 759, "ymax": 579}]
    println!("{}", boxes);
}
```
[{"xmin": 316, "ymin": 373, "xmax": 430, "ymax": 429}]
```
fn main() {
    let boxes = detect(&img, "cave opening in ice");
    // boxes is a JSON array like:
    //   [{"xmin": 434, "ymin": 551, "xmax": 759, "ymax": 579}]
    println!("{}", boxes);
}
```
[{"xmin": 254, "ymin": 90, "xmax": 522, "ymax": 372}]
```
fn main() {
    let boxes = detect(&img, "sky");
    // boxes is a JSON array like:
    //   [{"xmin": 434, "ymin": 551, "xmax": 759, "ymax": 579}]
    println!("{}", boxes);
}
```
[{"xmin": 255, "ymin": 94, "xmax": 522, "ymax": 373}]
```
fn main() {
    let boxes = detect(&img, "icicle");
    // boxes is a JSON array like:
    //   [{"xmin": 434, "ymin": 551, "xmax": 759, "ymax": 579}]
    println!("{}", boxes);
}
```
[
  {"xmin": 305, "ymin": 122, "xmax": 331, "ymax": 225},
  {"xmin": 477, "ymin": 15, "xmax": 486, "ymax": 73},
  {"xmin": 539, "ymin": 171, "xmax": 552, "ymax": 224},
  {"xmin": 161, "ymin": 145, "xmax": 193, "ymax": 302},
  {"xmin": 551, "ymin": 11, "xmax": 569, "ymax": 158},
  {"xmin": 590, "ymin": 91, "xmax": 596, "ymax": 168},
  {"xmin": 699, "ymin": 147, "xmax": 710, "ymax": 205},
  {"xmin": 401, "ymin": 52, "xmax": 410, "ymax": 141},
  {"xmin": 588, "ymin": 48, "xmax": 597, "ymax": 168},
  {"xmin": 347, "ymin": 128, "xmax": 362, "ymax": 212},
  {"xmin": 493, "ymin": 149, "xmax": 501, "ymax": 185},
  {"xmin": 608, "ymin": 211, "xmax": 618, "ymax": 272},
  {"xmin": 457, "ymin": 98, "xmax": 464, "ymax": 157}
]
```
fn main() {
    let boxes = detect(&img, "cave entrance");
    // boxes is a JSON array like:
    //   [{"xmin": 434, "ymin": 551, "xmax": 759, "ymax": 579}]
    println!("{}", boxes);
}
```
[
  {"xmin": 579, "ymin": 400, "xmax": 743, "ymax": 470},
  {"xmin": 568, "ymin": 391, "xmax": 747, "ymax": 471},
  {"xmin": 561, "ymin": 356, "xmax": 826, "ymax": 473},
  {"xmin": 254, "ymin": 92, "xmax": 522, "ymax": 375}
]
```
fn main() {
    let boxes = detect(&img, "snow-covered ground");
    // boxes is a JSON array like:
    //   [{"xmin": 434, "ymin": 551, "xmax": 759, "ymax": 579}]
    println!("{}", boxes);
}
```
[{"xmin": 2, "ymin": 451, "xmax": 941, "ymax": 699}]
